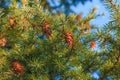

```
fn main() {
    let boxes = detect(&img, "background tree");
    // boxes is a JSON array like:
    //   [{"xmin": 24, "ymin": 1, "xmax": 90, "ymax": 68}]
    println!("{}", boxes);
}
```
[
  {"xmin": 95, "ymin": 0, "xmax": 120, "ymax": 79},
  {"xmin": 0, "ymin": 0, "xmax": 104, "ymax": 14}
]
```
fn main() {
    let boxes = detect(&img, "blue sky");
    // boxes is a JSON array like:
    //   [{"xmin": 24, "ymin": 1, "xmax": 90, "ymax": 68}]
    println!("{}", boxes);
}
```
[
  {"xmin": 48, "ymin": 0, "xmax": 110, "ymax": 27},
  {"xmin": 71, "ymin": 0, "xmax": 110, "ymax": 27}
]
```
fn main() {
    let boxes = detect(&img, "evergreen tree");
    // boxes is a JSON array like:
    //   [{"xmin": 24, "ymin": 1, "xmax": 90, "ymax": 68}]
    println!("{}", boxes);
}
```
[
  {"xmin": 96, "ymin": 0, "xmax": 120, "ymax": 79},
  {"xmin": 0, "ymin": 0, "xmax": 102, "ymax": 80},
  {"xmin": 2, "ymin": 0, "xmax": 120, "ymax": 80}
]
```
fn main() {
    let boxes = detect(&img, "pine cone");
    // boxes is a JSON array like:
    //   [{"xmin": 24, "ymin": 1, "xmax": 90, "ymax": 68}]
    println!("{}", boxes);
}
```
[
  {"xmin": 0, "ymin": 38, "xmax": 7, "ymax": 47},
  {"xmin": 63, "ymin": 31, "xmax": 74, "ymax": 48},
  {"xmin": 41, "ymin": 21, "xmax": 52, "ymax": 39},
  {"xmin": 23, "ymin": 17, "xmax": 29, "ymax": 22},
  {"xmin": 85, "ymin": 22, "xmax": 91, "ymax": 30},
  {"xmin": 76, "ymin": 13, "xmax": 82, "ymax": 21},
  {"xmin": 9, "ymin": 17, "xmax": 15, "ymax": 25},
  {"xmin": 90, "ymin": 41, "xmax": 96, "ymax": 49},
  {"xmin": 11, "ymin": 60, "xmax": 24, "ymax": 75}
]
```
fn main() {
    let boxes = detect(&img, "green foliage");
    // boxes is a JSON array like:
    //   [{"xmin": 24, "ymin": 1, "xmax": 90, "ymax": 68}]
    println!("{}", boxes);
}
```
[
  {"xmin": 1, "ymin": 0, "xmax": 120, "ymax": 80},
  {"xmin": 95, "ymin": 0, "xmax": 120, "ymax": 79},
  {"xmin": 0, "ymin": 0, "xmax": 100, "ymax": 80}
]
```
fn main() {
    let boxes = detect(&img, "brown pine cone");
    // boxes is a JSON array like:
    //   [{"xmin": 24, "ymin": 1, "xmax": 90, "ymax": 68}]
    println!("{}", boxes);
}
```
[
  {"xmin": 63, "ymin": 31, "xmax": 74, "ymax": 48},
  {"xmin": 41, "ymin": 21, "xmax": 52, "ymax": 39},
  {"xmin": 11, "ymin": 60, "xmax": 24, "ymax": 75},
  {"xmin": 90, "ymin": 40, "xmax": 96, "ymax": 49},
  {"xmin": 0, "ymin": 38, "xmax": 7, "ymax": 47},
  {"xmin": 76, "ymin": 14, "xmax": 82, "ymax": 21},
  {"xmin": 9, "ymin": 17, "xmax": 15, "ymax": 25}
]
